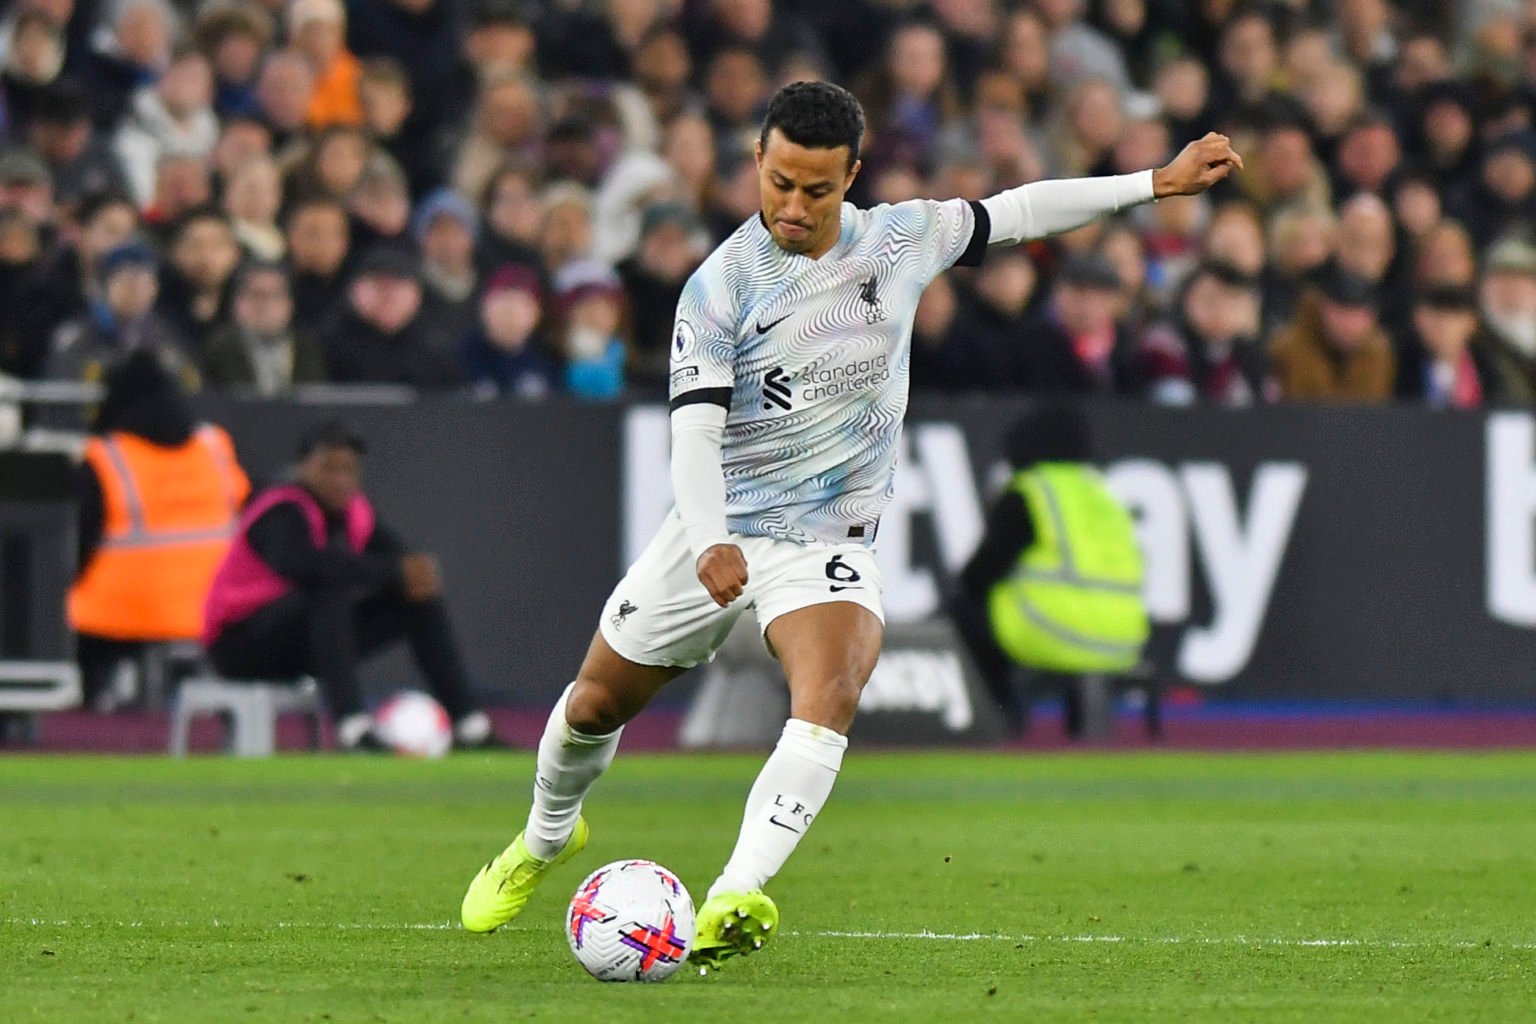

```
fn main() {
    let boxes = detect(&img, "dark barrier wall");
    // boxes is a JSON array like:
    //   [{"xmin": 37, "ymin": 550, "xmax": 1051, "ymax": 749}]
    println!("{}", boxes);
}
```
[{"xmin": 195, "ymin": 397, "xmax": 1536, "ymax": 704}]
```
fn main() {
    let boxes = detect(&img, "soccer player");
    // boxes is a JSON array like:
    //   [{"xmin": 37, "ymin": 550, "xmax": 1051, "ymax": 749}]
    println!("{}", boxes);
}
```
[{"xmin": 461, "ymin": 81, "xmax": 1240, "ymax": 968}]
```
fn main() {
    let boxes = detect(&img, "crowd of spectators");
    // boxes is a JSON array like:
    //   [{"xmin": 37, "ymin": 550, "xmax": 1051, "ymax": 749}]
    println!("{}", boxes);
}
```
[{"xmin": 1, "ymin": 0, "xmax": 1535, "ymax": 407}]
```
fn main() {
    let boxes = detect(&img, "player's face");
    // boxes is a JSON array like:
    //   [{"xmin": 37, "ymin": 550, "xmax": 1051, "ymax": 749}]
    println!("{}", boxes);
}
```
[{"xmin": 756, "ymin": 128, "xmax": 860, "ymax": 258}]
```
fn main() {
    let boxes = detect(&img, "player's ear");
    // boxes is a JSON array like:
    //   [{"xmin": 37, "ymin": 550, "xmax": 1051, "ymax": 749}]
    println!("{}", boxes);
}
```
[
  {"xmin": 844, "ymin": 157, "xmax": 862, "ymax": 190},
  {"xmin": 754, "ymin": 139, "xmax": 764, "ymax": 169}
]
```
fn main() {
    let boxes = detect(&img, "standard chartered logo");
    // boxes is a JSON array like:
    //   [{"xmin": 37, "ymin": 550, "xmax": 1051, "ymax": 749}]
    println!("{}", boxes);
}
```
[{"xmin": 800, "ymin": 354, "xmax": 892, "ymax": 401}]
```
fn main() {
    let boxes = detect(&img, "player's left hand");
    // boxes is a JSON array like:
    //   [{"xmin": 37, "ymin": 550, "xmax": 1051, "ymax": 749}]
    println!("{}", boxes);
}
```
[{"xmin": 1152, "ymin": 132, "xmax": 1244, "ymax": 198}]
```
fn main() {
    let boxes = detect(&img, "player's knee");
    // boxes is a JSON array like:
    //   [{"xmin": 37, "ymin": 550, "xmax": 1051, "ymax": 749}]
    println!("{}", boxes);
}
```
[{"xmin": 565, "ymin": 678, "xmax": 629, "ymax": 734}]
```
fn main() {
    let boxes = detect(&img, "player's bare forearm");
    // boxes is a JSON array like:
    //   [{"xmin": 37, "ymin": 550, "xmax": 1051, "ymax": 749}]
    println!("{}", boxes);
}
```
[
  {"xmin": 696, "ymin": 543, "xmax": 748, "ymax": 606},
  {"xmin": 1151, "ymin": 132, "xmax": 1244, "ymax": 198}
]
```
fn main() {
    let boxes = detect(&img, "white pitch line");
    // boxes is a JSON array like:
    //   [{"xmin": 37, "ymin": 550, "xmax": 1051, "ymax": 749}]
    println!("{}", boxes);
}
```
[{"xmin": 6, "ymin": 918, "xmax": 1535, "ymax": 950}]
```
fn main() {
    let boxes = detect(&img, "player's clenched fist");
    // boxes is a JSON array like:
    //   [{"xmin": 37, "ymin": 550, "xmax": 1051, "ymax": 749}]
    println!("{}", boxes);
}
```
[
  {"xmin": 696, "ymin": 544, "xmax": 749, "ymax": 607},
  {"xmin": 1152, "ymin": 132, "xmax": 1244, "ymax": 198}
]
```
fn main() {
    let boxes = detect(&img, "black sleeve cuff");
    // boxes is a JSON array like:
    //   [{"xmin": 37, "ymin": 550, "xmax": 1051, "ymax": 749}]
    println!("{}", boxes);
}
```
[
  {"xmin": 954, "ymin": 200, "xmax": 990, "ymax": 268},
  {"xmin": 669, "ymin": 387, "xmax": 733, "ymax": 412}
]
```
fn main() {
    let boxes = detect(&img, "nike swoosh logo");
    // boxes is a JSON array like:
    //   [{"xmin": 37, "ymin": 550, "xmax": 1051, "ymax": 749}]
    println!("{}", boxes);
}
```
[
  {"xmin": 755, "ymin": 314, "xmax": 792, "ymax": 334},
  {"xmin": 829, "ymin": 585, "xmax": 862, "ymax": 593},
  {"xmin": 768, "ymin": 815, "xmax": 801, "ymax": 834}
]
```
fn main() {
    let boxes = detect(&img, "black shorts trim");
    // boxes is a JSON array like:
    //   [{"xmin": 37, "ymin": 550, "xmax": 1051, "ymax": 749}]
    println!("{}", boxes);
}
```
[
  {"xmin": 669, "ymin": 387, "xmax": 733, "ymax": 412},
  {"xmin": 954, "ymin": 200, "xmax": 990, "ymax": 267}
]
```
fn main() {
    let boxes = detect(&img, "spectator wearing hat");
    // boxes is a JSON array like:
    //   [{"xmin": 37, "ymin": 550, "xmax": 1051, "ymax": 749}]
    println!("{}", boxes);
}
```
[
  {"xmin": 286, "ymin": 195, "xmax": 352, "ymax": 333},
  {"xmin": 1478, "ymin": 237, "xmax": 1536, "ymax": 403},
  {"xmin": 204, "ymin": 260, "xmax": 326, "ymax": 395},
  {"xmin": 25, "ymin": 82, "xmax": 130, "ymax": 210},
  {"xmin": 318, "ymin": 244, "xmax": 461, "ymax": 389},
  {"xmin": 156, "ymin": 205, "xmax": 242, "ymax": 352},
  {"xmin": 1394, "ymin": 284, "xmax": 1500, "ymax": 408},
  {"xmin": 1270, "ymin": 266, "xmax": 1395, "ymax": 403},
  {"xmin": 552, "ymin": 258, "xmax": 626, "ymax": 400},
  {"xmin": 290, "ymin": 0, "xmax": 363, "ymax": 130},
  {"xmin": 1450, "ymin": 130, "xmax": 1536, "ymax": 248},
  {"xmin": 617, "ymin": 203, "xmax": 705, "ymax": 385},
  {"xmin": 0, "ymin": 147, "xmax": 57, "ymax": 230},
  {"xmin": 1023, "ymin": 252, "xmax": 1142, "ymax": 396},
  {"xmin": 44, "ymin": 241, "xmax": 197, "ymax": 393},
  {"xmin": 1139, "ymin": 261, "xmax": 1271, "ymax": 406},
  {"xmin": 114, "ymin": 47, "xmax": 221, "ymax": 209},
  {"xmin": 192, "ymin": 1, "xmax": 275, "ymax": 121},
  {"xmin": 203, "ymin": 420, "xmax": 504, "ymax": 752},
  {"xmin": 461, "ymin": 263, "xmax": 555, "ymax": 399},
  {"xmin": 414, "ymin": 188, "xmax": 480, "ymax": 344}
]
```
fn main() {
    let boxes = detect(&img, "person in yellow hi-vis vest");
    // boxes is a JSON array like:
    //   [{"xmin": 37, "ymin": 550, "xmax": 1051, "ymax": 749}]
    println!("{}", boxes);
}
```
[
  {"xmin": 949, "ymin": 405, "xmax": 1148, "ymax": 737},
  {"xmin": 69, "ymin": 350, "xmax": 250, "ymax": 708}
]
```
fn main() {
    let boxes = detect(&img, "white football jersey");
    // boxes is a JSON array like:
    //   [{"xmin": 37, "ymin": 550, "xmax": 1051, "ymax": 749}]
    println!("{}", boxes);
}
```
[{"xmin": 669, "ymin": 199, "xmax": 984, "ymax": 546}]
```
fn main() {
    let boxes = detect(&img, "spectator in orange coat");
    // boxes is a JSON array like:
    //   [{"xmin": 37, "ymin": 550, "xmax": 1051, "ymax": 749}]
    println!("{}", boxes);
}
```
[{"xmin": 290, "ymin": 0, "xmax": 363, "ymax": 130}]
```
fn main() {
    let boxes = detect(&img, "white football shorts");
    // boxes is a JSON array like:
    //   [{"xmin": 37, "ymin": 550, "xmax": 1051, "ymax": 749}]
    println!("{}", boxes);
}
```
[{"xmin": 598, "ymin": 510, "xmax": 885, "ymax": 668}]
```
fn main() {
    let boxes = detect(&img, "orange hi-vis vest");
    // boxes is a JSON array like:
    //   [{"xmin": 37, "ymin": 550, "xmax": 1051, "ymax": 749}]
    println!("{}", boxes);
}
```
[{"xmin": 68, "ymin": 425, "xmax": 250, "ymax": 641}]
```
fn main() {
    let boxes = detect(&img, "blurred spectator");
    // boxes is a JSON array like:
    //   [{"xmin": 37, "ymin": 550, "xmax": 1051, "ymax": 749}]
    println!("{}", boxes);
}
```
[
  {"xmin": 631, "ymin": 23, "xmax": 696, "ymax": 129},
  {"xmin": 80, "ymin": 0, "xmax": 173, "ymax": 129},
  {"xmin": 319, "ymin": 244, "xmax": 460, "ymax": 389},
  {"xmin": 2, "ymin": 10, "xmax": 67, "ymax": 135},
  {"xmin": 1243, "ymin": 108, "xmax": 1332, "ymax": 216},
  {"xmin": 345, "ymin": 0, "xmax": 465, "ymax": 143},
  {"xmin": 963, "ymin": 247, "xmax": 1039, "ymax": 388},
  {"xmin": 203, "ymin": 420, "xmax": 501, "ymax": 751},
  {"xmin": 192, "ymin": 1, "xmax": 273, "ymax": 120},
  {"xmin": 1394, "ymin": 284, "xmax": 1499, "ymax": 408},
  {"xmin": 69, "ymin": 349, "xmax": 249, "ymax": 710},
  {"xmin": 143, "ymin": 151, "xmax": 213, "ymax": 232},
  {"xmin": 27, "ymin": 82, "xmax": 129, "ymax": 210},
  {"xmin": 285, "ymin": 195, "xmax": 351, "ymax": 332},
  {"xmin": 358, "ymin": 56, "xmax": 440, "ymax": 198},
  {"xmin": 414, "ymin": 187, "xmax": 480, "ymax": 343},
  {"xmin": 1202, "ymin": 201, "xmax": 1267, "ymax": 280},
  {"xmin": 157, "ymin": 205, "xmax": 241, "ymax": 350},
  {"xmin": 256, "ymin": 49, "xmax": 317, "ymax": 148},
  {"xmin": 204, "ymin": 260, "xmax": 325, "ymax": 394},
  {"xmin": 1333, "ymin": 110, "xmax": 1402, "ymax": 198},
  {"xmin": 1153, "ymin": 55, "xmax": 1210, "ymax": 145},
  {"xmin": 617, "ymin": 203, "xmax": 705, "ymax": 383},
  {"xmin": 1452, "ymin": 130, "xmax": 1536, "ymax": 247},
  {"xmin": 289, "ymin": 0, "xmax": 362, "ymax": 129},
  {"xmin": 30, "ymin": 190, "xmax": 141, "ymax": 346},
  {"xmin": 45, "ymin": 241, "xmax": 197, "ymax": 390},
  {"xmin": 291, "ymin": 122, "xmax": 372, "ymax": 202},
  {"xmin": 1023, "ymin": 253, "xmax": 1141, "ymax": 396},
  {"xmin": 1139, "ymin": 261, "xmax": 1270, "ymax": 406},
  {"xmin": 662, "ymin": 110, "xmax": 719, "ymax": 215},
  {"xmin": 910, "ymin": 271, "xmax": 984, "ymax": 391},
  {"xmin": 114, "ymin": 47, "xmax": 220, "ymax": 209},
  {"xmin": 475, "ymin": 161, "xmax": 541, "ymax": 272},
  {"xmin": 0, "ymin": 208, "xmax": 50, "ymax": 378},
  {"xmin": 348, "ymin": 157, "xmax": 411, "ymax": 248},
  {"xmin": 210, "ymin": 114, "xmax": 274, "ymax": 181},
  {"xmin": 704, "ymin": 46, "xmax": 769, "ymax": 165},
  {"xmin": 451, "ymin": 74, "xmax": 542, "ymax": 203},
  {"xmin": 1411, "ymin": 80, "xmax": 1477, "ymax": 195},
  {"xmin": 222, "ymin": 154, "xmax": 284, "ymax": 260},
  {"xmin": 1263, "ymin": 204, "xmax": 1337, "ymax": 331},
  {"xmin": 1057, "ymin": 77, "xmax": 1123, "ymax": 176},
  {"xmin": 1478, "ymin": 237, "xmax": 1536, "ymax": 402},
  {"xmin": 1270, "ymin": 267, "xmax": 1395, "ymax": 403},
  {"xmin": 460, "ymin": 263, "xmax": 554, "ymax": 399},
  {"xmin": 1334, "ymin": 192, "xmax": 1407, "ymax": 332},
  {"xmin": 1034, "ymin": 0, "xmax": 1129, "ymax": 90},
  {"xmin": 553, "ymin": 258, "xmax": 626, "ymax": 400},
  {"xmin": 999, "ymin": 7, "xmax": 1055, "ymax": 120},
  {"xmin": 1413, "ymin": 218, "xmax": 1478, "ymax": 290},
  {"xmin": 856, "ymin": 21, "xmax": 960, "ymax": 158},
  {"xmin": 538, "ymin": 181, "xmax": 594, "ymax": 278},
  {"xmin": 0, "ymin": 147, "xmax": 58, "ymax": 233},
  {"xmin": 1215, "ymin": 7, "xmax": 1280, "ymax": 122},
  {"xmin": 1301, "ymin": 61, "xmax": 1366, "ymax": 166},
  {"xmin": 1389, "ymin": 169, "xmax": 1443, "ymax": 245},
  {"xmin": 460, "ymin": 2, "xmax": 536, "ymax": 85},
  {"xmin": 1136, "ymin": 192, "xmax": 1208, "ymax": 304},
  {"xmin": 1098, "ymin": 219, "xmax": 1156, "ymax": 333}
]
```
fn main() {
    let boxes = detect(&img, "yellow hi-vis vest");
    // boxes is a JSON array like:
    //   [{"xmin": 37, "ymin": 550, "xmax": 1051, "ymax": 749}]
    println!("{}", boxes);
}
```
[{"xmin": 987, "ymin": 464, "xmax": 1149, "ymax": 673}]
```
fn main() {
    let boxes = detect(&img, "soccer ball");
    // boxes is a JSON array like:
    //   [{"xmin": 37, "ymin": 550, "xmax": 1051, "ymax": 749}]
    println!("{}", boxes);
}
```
[
  {"xmin": 566, "ymin": 860, "xmax": 695, "ymax": 982},
  {"xmin": 373, "ymin": 691, "xmax": 452, "ymax": 758}
]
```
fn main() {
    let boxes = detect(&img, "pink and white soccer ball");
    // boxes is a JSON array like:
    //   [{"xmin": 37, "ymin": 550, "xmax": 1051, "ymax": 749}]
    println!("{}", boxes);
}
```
[
  {"xmin": 373, "ymin": 691, "xmax": 452, "ymax": 758},
  {"xmin": 566, "ymin": 860, "xmax": 695, "ymax": 982}
]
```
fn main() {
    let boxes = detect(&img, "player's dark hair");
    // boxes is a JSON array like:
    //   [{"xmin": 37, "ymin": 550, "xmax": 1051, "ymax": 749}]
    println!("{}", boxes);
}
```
[{"xmin": 759, "ymin": 81, "xmax": 865, "ymax": 170}]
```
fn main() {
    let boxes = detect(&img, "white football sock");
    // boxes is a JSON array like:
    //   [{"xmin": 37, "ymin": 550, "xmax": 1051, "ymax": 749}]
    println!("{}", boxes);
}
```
[
  {"xmin": 524, "ymin": 683, "xmax": 622, "ymax": 860},
  {"xmin": 708, "ymin": 719, "xmax": 847, "ymax": 899}
]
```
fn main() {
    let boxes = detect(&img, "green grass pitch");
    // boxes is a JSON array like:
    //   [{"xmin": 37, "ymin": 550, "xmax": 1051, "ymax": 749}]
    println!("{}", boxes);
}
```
[{"xmin": 3, "ymin": 751, "xmax": 1535, "ymax": 1022}]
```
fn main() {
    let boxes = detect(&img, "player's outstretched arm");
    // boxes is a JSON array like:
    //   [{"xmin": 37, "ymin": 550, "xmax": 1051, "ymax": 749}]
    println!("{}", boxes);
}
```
[
  {"xmin": 671, "ymin": 404, "xmax": 748, "ymax": 606},
  {"xmin": 979, "ymin": 132, "xmax": 1243, "ymax": 247}
]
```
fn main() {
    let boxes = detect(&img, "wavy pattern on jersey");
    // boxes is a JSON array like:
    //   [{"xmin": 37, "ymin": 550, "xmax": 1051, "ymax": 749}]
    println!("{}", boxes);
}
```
[{"xmin": 670, "ymin": 199, "xmax": 975, "ymax": 546}]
